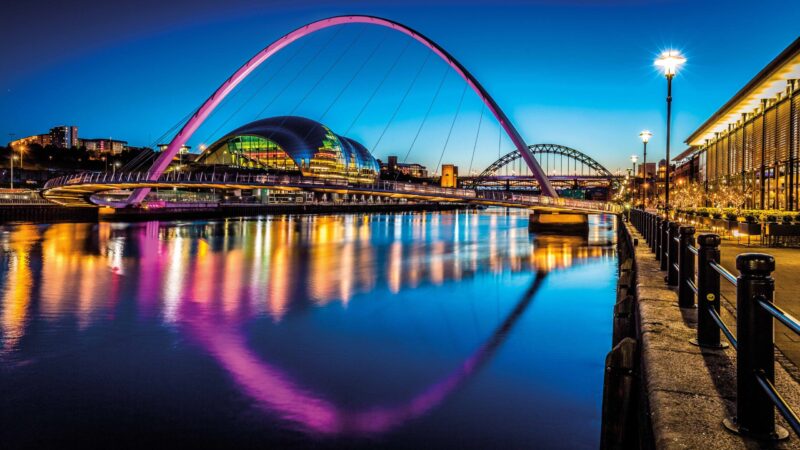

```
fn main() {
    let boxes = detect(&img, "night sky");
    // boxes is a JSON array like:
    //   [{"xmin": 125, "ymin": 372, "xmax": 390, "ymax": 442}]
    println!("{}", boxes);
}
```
[{"xmin": 2, "ymin": 0, "xmax": 798, "ymax": 173}]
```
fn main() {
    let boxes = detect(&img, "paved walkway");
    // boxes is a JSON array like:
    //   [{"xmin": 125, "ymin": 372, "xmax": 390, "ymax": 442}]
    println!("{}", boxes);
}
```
[
  {"xmin": 628, "ymin": 225, "xmax": 800, "ymax": 449},
  {"xmin": 716, "ymin": 240, "xmax": 800, "ymax": 369}
]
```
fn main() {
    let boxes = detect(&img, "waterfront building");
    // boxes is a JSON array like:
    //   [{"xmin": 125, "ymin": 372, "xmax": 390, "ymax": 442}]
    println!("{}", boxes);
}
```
[
  {"xmin": 50, "ymin": 125, "xmax": 79, "ymax": 148},
  {"xmin": 9, "ymin": 134, "xmax": 52, "ymax": 148},
  {"xmin": 81, "ymin": 138, "xmax": 127, "ymax": 155},
  {"xmin": 383, "ymin": 155, "xmax": 429, "ymax": 178},
  {"xmin": 678, "ymin": 37, "xmax": 800, "ymax": 210},
  {"xmin": 196, "ymin": 116, "xmax": 380, "ymax": 183},
  {"xmin": 441, "ymin": 164, "xmax": 458, "ymax": 188}
]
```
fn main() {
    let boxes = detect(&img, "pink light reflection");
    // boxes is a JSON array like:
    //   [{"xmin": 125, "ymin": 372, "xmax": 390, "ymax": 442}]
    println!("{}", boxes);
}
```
[{"xmin": 180, "ymin": 271, "xmax": 546, "ymax": 436}]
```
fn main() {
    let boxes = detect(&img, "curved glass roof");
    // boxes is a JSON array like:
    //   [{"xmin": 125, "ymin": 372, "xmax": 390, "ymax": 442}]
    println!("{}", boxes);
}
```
[{"xmin": 199, "ymin": 116, "xmax": 380, "ymax": 182}]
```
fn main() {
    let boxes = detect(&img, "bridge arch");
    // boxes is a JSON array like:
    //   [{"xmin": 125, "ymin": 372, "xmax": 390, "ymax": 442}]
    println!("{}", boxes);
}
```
[
  {"xmin": 472, "ymin": 144, "xmax": 613, "ymax": 187},
  {"xmin": 127, "ymin": 15, "xmax": 557, "ymax": 204}
]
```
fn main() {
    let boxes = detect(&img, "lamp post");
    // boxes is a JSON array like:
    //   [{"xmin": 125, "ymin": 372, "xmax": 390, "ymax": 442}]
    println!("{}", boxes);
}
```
[
  {"xmin": 10, "ymin": 155, "xmax": 17, "ymax": 189},
  {"xmin": 639, "ymin": 130, "xmax": 652, "ymax": 206},
  {"xmin": 113, "ymin": 161, "xmax": 121, "ymax": 177},
  {"xmin": 630, "ymin": 154, "xmax": 639, "ymax": 205},
  {"xmin": 655, "ymin": 50, "xmax": 686, "ymax": 212}
]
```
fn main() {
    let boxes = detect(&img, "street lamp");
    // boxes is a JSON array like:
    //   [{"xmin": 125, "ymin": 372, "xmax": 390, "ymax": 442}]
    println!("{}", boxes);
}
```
[
  {"xmin": 113, "ymin": 161, "xmax": 121, "ymax": 177},
  {"xmin": 630, "ymin": 155, "xmax": 639, "ymax": 204},
  {"xmin": 639, "ymin": 130, "xmax": 652, "ymax": 205},
  {"xmin": 655, "ymin": 49, "xmax": 686, "ymax": 211},
  {"xmin": 10, "ymin": 155, "xmax": 18, "ymax": 189}
]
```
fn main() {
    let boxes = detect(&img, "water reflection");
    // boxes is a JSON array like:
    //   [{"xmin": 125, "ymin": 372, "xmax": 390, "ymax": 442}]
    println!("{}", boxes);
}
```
[{"xmin": 0, "ymin": 210, "xmax": 617, "ymax": 446}]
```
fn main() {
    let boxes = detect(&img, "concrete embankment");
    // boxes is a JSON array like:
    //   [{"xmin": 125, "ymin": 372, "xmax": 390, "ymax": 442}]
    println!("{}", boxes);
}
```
[
  {"xmin": 0, "ymin": 202, "xmax": 471, "ymax": 223},
  {"xmin": 611, "ymin": 222, "xmax": 800, "ymax": 449},
  {"xmin": 0, "ymin": 205, "xmax": 99, "ymax": 223}
]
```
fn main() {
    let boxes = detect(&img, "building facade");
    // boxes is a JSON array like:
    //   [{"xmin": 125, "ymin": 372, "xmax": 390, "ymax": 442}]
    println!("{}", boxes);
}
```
[
  {"xmin": 384, "ymin": 155, "xmax": 429, "ymax": 178},
  {"xmin": 50, "ymin": 126, "xmax": 79, "ymax": 149},
  {"xmin": 81, "ymin": 138, "xmax": 128, "ymax": 155},
  {"xmin": 9, "ymin": 134, "xmax": 52, "ymax": 148},
  {"xmin": 680, "ymin": 37, "xmax": 800, "ymax": 210}
]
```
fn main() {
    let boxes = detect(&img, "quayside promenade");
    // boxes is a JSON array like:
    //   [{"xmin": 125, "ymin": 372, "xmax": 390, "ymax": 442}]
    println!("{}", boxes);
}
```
[{"xmin": 624, "ymin": 209, "xmax": 800, "ymax": 449}]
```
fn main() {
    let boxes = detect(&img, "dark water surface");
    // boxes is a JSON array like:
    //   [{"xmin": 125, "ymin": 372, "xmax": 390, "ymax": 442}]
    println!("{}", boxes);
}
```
[{"xmin": 0, "ymin": 210, "xmax": 617, "ymax": 449}]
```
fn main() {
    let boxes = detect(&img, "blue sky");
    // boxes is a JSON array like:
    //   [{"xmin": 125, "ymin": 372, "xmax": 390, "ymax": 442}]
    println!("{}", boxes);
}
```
[{"xmin": 2, "ymin": 0, "xmax": 798, "ymax": 174}]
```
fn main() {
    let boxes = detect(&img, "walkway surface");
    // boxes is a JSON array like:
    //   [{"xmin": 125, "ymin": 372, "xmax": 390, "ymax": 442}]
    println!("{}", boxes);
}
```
[
  {"xmin": 628, "ymin": 225, "xmax": 800, "ymax": 449},
  {"xmin": 716, "ymin": 240, "xmax": 800, "ymax": 370}
]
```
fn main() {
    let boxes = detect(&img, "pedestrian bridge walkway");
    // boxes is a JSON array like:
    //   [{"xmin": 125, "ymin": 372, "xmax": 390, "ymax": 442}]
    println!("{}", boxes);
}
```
[{"xmin": 42, "ymin": 170, "xmax": 620, "ymax": 214}]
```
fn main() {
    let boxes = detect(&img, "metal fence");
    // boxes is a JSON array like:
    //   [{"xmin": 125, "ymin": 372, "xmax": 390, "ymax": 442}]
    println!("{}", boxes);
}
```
[{"xmin": 630, "ymin": 208, "xmax": 798, "ymax": 441}]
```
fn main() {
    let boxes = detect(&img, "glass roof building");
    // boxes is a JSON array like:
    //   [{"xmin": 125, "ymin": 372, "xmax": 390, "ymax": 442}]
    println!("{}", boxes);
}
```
[{"xmin": 197, "ymin": 116, "xmax": 380, "ymax": 183}]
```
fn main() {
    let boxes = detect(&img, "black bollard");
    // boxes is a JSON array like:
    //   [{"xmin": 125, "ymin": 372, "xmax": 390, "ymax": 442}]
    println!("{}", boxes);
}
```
[
  {"xmin": 691, "ymin": 234, "xmax": 727, "ymax": 348},
  {"xmin": 724, "ymin": 253, "xmax": 788, "ymax": 440},
  {"xmin": 660, "ymin": 220, "xmax": 669, "ymax": 269},
  {"xmin": 677, "ymin": 226, "xmax": 696, "ymax": 307},
  {"xmin": 667, "ymin": 222, "xmax": 680, "ymax": 285}
]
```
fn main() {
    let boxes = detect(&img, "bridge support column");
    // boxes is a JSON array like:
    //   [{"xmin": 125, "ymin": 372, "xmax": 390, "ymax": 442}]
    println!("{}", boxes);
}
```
[{"xmin": 528, "ymin": 212, "xmax": 589, "ymax": 234}]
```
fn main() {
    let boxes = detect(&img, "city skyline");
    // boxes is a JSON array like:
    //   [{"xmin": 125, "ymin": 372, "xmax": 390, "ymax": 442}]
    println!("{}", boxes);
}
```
[{"xmin": 2, "ymin": 0, "xmax": 799, "ymax": 174}]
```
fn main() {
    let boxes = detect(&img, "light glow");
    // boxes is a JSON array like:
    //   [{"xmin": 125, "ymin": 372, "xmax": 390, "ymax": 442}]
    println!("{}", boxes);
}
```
[
  {"xmin": 639, "ymin": 130, "xmax": 652, "ymax": 143},
  {"xmin": 655, "ymin": 50, "xmax": 686, "ymax": 77}
]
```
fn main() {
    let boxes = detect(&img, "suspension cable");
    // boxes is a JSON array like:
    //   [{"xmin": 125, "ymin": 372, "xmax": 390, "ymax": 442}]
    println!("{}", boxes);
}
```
[
  {"xmin": 253, "ymin": 27, "xmax": 345, "ymax": 121},
  {"xmin": 371, "ymin": 51, "xmax": 433, "ymax": 155},
  {"xmin": 343, "ymin": 39, "xmax": 412, "ymax": 136},
  {"xmin": 317, "ymin": 33, "xmax": 388, "ymax": 124},
  {"xmin": 260, "ymin": 27, "xmax": 366, "ymax": 150},
  {"xmin": 401, "ymin": 67, "xmax": 448, "ymax": 163},
  {"xmin": 434, "ymin": 82, "xmax": 468, "ymax": 176},
  {"xmin": 467, "ymin": 104, "xmax": 485, "ymax": 176},
  {"xmin": 198, "ymin": 38, "xmax": 310, "ymax": 147},
  {"xmin": 394, "ymin": 66, "xmax": 448, "ymax": 181}
]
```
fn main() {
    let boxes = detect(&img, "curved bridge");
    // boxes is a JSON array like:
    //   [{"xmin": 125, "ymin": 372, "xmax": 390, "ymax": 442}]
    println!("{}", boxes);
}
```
[
  {"xmin": 472, "ymin": 144, "xmax": 614, "ymax": 187},
  {"xmin": 42, "ymin": 171, "xmax": 619, "ymax": 214},
  {"xmin": 126, "ymin": 14, "xmax": 557, "ymax": 205}
]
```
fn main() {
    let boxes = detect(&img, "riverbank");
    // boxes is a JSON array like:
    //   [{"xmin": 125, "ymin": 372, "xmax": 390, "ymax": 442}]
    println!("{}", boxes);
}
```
[
  {"xmin": 0, "ymin": 202, "xmax": 473, "ymax": 224},
  {"xmin": 625, "ymin": 223, "xmax": 800, "ymax": 449}
]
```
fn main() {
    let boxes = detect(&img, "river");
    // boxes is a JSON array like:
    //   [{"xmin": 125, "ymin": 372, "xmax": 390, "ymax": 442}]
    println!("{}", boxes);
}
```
[{"xmin": 0, "ymin": 209, "xmax": 617, "ymax": 449}]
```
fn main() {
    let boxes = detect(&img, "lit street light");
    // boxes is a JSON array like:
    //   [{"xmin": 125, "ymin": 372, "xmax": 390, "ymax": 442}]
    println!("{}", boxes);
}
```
[
  {"xmin": 113, "ymin": 161, "xmax": 121, "ymax": 177},
  {"xmin": 9, "ymin": 155, "xmax": 18, "ymax": 189},
  {"xmin": 630, "ymin": 155, "xmax": 638, "ymax": 204},
  {"xmin": 639, "ymin": 130, "xmax": 652, "ymax": 205},
  {"xmin": 655, "ymin": 49, "xmax": 686, "ymax": 212}
]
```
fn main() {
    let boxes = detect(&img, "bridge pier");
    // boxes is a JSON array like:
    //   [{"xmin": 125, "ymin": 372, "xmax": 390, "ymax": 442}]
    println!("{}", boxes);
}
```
[{"xmin": 528, "ymin": 212, "xmax": 589, "ymax": 233}]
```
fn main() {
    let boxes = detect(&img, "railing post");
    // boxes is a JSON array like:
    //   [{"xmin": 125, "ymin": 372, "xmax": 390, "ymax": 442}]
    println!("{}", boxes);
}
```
[
  {"xmin": 692, "ymin": 234, "xmax": 727, "ymax": 348},
  {"xmin": 660, "ymin": 219, "xmax": 670, "ymax": 271},
  {"xmin": 655, "ymin": 218, "xmax": 664, "ymax": 261},
  {"xmin": 651, "ymin": 214, "xmax": 657, "ymax": 250},
  {"xmin": 678, "ymin": 226, "xmax": 696, "ymax": 307},
  {"xmin": 725, "ymin": 253, "xmax": 786, "ymax": 440},
  {"xmin": 667, "ymin": 222, "xmax": 680, "ymax": 285}
]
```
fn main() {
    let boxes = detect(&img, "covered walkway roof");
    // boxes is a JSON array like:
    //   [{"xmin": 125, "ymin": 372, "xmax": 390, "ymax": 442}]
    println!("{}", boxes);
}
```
[{"xmin": 685, "ymin": 37, "xmax": 800, "ymax": 147}]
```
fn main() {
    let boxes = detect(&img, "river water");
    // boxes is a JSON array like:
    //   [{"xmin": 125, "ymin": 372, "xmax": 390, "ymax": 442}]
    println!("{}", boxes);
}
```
[{"xmin": 0, "ymin": 209, "xmax": 617, "ymax": 449}]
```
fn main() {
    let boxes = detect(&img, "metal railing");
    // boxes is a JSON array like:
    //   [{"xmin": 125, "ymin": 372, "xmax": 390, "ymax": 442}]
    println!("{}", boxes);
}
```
[
  {"xmin": 630, "ymin": 208, "xmax": 797, "ymax": 441},
  {"xmin": 42, "ymin": 170, "xmax": 620, "ymax": 213}
]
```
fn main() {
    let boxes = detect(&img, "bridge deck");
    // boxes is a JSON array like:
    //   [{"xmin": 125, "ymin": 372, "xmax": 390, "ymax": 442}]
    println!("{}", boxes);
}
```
[{"xmin": 43, "ymin": 171, "xmax": 620, "ymax": 214}]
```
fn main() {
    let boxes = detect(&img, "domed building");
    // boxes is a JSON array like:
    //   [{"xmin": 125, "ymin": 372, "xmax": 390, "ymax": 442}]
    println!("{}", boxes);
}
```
[{"xmin": 196, "ymin": 116, "xmax": 380, "ymax": 183}]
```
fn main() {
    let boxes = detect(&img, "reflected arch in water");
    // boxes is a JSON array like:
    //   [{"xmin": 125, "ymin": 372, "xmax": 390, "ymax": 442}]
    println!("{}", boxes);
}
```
[{"xmin": 182, "ymin": 271, "xmax": 547, "ymax": 436}]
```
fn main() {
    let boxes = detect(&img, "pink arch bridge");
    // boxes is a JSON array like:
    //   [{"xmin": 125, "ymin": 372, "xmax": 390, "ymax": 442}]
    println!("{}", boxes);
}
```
[{"xmin": 126, "ymin": 14, "xmax": 558, "ymax": 205}]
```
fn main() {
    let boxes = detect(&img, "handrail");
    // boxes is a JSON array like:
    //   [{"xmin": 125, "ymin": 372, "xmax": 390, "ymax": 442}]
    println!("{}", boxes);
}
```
[
  {"xmin": 709, "ymin": 262, "xmax": 737, "ymax": 286},
  {"xmin": 759, "ymin": 300, "xmax": 800, "ymax": 336},
  {"xmin": 628, "ymin": 207, "xmax": 800, "ymax": 440},
  {"xmin": 707, "ymin": 306, "xmax": 737, "ymax": 349},
  {"xmin": 755, "ymin": 371, "xmax": 800, "ymax": 437}
]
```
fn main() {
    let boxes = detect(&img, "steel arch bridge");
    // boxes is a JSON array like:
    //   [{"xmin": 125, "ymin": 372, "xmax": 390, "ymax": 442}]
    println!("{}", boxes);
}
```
[
  {"xmin": 124, "ymin": 14, "xmax": 557, "ymax": 206},
  {"xmin": 469, "ymin": 144, "xmax": 614, "ymax": 188}
]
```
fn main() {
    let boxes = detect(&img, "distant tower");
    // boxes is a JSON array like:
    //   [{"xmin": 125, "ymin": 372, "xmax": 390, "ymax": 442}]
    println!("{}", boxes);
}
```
[{"xmin": 441, "ymin": 164, "xmax": 458, "ymax": 188}]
